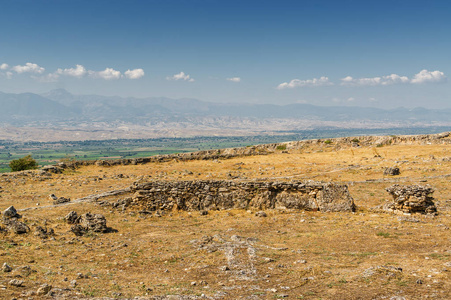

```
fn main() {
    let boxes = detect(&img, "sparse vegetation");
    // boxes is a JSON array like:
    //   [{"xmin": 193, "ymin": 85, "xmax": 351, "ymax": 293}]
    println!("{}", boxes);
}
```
[{"xmin": 9, "ymin": 155, "xmax": 38, "ymax": 172}]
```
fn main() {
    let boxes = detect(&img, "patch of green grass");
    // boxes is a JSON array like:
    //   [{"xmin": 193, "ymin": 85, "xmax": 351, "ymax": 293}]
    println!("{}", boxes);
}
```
[
  {"xmin": 428, "ymin": 253, "xmax": 450, "ymax": 260},
  {"xmin": 376, "ymin": 232, "xmax": 391, "ymax": 238},
  {"xmin": 276, "ymin": 144, "xmax": 287, "ymax": 151}
]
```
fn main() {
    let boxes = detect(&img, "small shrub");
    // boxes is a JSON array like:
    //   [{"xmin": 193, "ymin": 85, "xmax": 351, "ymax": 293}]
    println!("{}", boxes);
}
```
[
  {"xmin": 324, "ymin": 139, "xmax": 332, "ymax": 144},
  {"xmin": 9, "ymin": 155, "xmax": 38, "ymax": 172},
  {"xmin": 351, "ymin": 138, "xmax": 360, "ymax": 143},
  {"xmin": 276, "ymin": 144, "xmax": 287, "ymax": 151}
]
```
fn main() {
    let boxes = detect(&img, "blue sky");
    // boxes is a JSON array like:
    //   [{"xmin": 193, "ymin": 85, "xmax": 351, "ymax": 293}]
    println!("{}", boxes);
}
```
[{"xmin": 0, "ymin": 0, "xmax": 450, "ymax": 108}]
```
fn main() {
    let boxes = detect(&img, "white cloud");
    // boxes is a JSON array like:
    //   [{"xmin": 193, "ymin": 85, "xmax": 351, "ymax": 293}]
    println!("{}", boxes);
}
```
[
  {"xmin": 12, "ymin": 62, "xmax": 45, "ymax": 74},
  {"xmin": 166, "ymin": 71, "xmax": 195, "ymax": 82},
  {"xmin": 56, "ymin": 64, "xmax": 87, "ymax": 78},
  {"xmin": 124, "ymin": 68, "xmax": 145, "ymax": 79},
  {"xmin": 89, "ymin": 68, "xmax": 122, "ymax": 80},
  {"xmin": 0, "ymin": 63, "xmax": 8, "ymax": 70},
  {"xmin": 347, "ymin": 97, "xmax": 355, "ymax": 102},
  {"xmin": 226, "ymin": 77, "xmax": 241, "ymax": 82},
  {"xmin": 340, "ymin": 74, "xmax": 409, "ymax": 86},
  {"xmin": 411, "ymin": 69, "xmax": 446, "ymax": 84},
  {"xmin": 277, "ymin": 76, "xmax": 333, "ymax": 89}
]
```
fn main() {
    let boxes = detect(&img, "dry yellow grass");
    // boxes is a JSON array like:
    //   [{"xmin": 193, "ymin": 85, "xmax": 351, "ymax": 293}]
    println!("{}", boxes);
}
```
[{"xmin": 0, "ymin": 141, "xmax": 450, "ymax": 299}]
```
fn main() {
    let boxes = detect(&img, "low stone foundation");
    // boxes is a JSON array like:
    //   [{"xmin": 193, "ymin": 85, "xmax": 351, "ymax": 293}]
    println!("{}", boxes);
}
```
[{"xmin": 130, "ymin": 180, "xmax": 355, "ymax": 212}]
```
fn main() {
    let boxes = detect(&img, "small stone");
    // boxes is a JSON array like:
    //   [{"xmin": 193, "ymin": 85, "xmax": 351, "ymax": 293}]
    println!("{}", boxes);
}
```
[
  {"xmin": 200, "ymin": 210, "xmax": 208, "ymax": 216},
  {"xmin": 384, "ymin": 167, "xmax": 400, "ymax": 176},
  {"xmin": 70, "ymin": 280, "xmax": 77, "ymax": 288},
  {"xmin": 36, "ymin": 283, "xmax": 52, "ymax": 295},
  {"xmin": 416, "ymin": 279, "xmax": 423, "ymax": 284},
  {"xmin": 190, "ymin": 281, "xmax": 197, "ymax": 286},
  {"xmin": 220, "ymin": 266, "xmax": 230, "ymax": 271},
  {"xmin": 255, "ymin": 211, "xmax": 267, "ymax": 217},
  {"xmin": 294, "ymin": 260, "xmax": 307, "ymax": 264},
  {"xmin": 3, "ymin": 206, "xmax": 20, "ymax": 219},
  {"xmin": 2, "ymin": 263, "xmax": 12, "ymax": 272},
  {"xmin": 9, "ymin": 279, "xmax": 24, "ymax": 287}
]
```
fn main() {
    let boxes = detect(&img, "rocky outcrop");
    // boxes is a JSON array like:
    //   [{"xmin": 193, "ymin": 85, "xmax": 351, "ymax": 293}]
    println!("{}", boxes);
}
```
[
  {"xmin": 129, "ymin": 180, "xmax": 355, "ymax": 212},
  {"xmin": 65, "ymin": 211, "xmax": 109, "ymax": 236},
  {"xmin": 385, "ymin": 184, "xmax": 437, "ymax": 214}
]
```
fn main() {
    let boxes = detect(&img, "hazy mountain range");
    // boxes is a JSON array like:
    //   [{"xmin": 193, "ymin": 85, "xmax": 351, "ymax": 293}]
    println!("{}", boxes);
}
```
[{"xmin": 0, "ymin": 89, "xmax": 449, "ymax": 125}]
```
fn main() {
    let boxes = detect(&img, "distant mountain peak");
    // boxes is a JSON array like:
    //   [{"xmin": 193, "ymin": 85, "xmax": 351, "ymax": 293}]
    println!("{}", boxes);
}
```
[{"xmin": 45, "ymin": 88, "xmax": 72, "ymax": 96}]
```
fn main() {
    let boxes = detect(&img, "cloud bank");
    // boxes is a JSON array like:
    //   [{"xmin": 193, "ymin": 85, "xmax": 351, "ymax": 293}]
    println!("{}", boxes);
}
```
[
  {"xmin": 340, "ymin": 70, "xmax": 446, "ymax": 86},
  {"xmin": 277, "ymin": 76, "xmax": 333, "ymax": 89},
  {"xmin": 12, "ymin": 63, "xmax": 45, "ymax": 74},
  {"xmin": 0, "ymin": 62, "xmax": 145, "ymax": 81}
]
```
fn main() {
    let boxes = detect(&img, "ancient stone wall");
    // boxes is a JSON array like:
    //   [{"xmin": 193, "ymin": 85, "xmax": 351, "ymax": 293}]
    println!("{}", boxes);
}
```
[{"xmin": 130, "ymin": 180, "xmax": 355, "ymax": 212}]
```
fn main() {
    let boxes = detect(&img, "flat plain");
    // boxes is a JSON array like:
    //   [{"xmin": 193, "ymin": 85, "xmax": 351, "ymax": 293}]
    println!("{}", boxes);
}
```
[{"xmin": 0, "ymin": 134, "xmax": 450, "ymax": 299}]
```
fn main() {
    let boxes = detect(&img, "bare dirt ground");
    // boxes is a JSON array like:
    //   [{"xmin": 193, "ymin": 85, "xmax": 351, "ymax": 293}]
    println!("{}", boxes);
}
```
[{"xmin": 0, "ymin": 138, "xmax": 450, "ymax": 299}]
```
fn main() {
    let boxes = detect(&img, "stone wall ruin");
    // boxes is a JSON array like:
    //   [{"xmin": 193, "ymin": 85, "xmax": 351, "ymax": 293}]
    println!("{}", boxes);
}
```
[
  {"xmin": 385, "ymin": 184, "xmax": 437, "ymax": 214},
  {"xmin": 130, "ymin": 180, "xmax": 355, "ymax": 212}
]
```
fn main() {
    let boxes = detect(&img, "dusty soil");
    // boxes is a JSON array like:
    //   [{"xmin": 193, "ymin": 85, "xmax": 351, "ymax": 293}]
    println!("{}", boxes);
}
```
[{"xmin": 0, "ymin": 137, "xmax": 450, "ymax": 299}]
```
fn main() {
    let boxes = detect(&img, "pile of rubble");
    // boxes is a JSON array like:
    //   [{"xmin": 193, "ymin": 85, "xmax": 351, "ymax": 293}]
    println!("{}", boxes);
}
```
[
  {"xmin": 65, "ymin": 211, "xmax": 109, "ymax": 236},
  {"xmin": 385, "ymin": 184, "xmax": 437, "ymax": 214}
]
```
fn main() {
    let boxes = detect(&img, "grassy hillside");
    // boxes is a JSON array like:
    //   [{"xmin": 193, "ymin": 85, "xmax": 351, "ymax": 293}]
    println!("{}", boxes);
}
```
[{"xmin": 0, "ymin": 134, "xmax": 450, "ymax": 299}]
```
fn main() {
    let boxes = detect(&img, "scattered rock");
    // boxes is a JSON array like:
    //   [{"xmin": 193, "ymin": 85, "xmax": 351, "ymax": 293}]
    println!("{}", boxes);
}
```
[
  {"xmin": 384, "ymin": 167, "xmax": 400, "ymax": 176},
  {"xmin": 3, "ymin": 206, "xmax": 20, "ymax": 219},
  {"xmin": 53, "ymin": 196, "xmax": 70, "ymax": 205},
  {"xmin": 70, "ymin": 280, "xmax": 77, "ymax": 288},
  {"xmin": 34, "ymin": 226, "xmax": 54, "ymax": 239},
  {"xmin": 67, "ymin": 212, "xmax": 109, "ymax": 236},
  {"xmin": 255, "ymin": 211, "xmax": 267, "ymax": 217},
  {"xmin": 36, "ymin": 283, "xmax": 52, "ymax": 295},
  {"xmin": 9, "ymin": 279, "xmax": 24, "ymax": 287},
  {"xmin": 294, "ymin": 260, "xmax": 307, "ymax": 264},
  {"xmin": 65, "ymin": 211, "xmax": 79, "ymax": 224},
  {"xmin": 2, "ymin": 263, "xmax": 12, "ymax": 272},
  {"xmin": 4, "ymin": 219, "xmax": 29, "ymax": 234},
  {"xmin": 41, "ymin": 165, "xmax": 63, "ymax": 174},
  {"xmin": 79, "ymin": 213, "xmax": 108, "ymax": 233}
]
